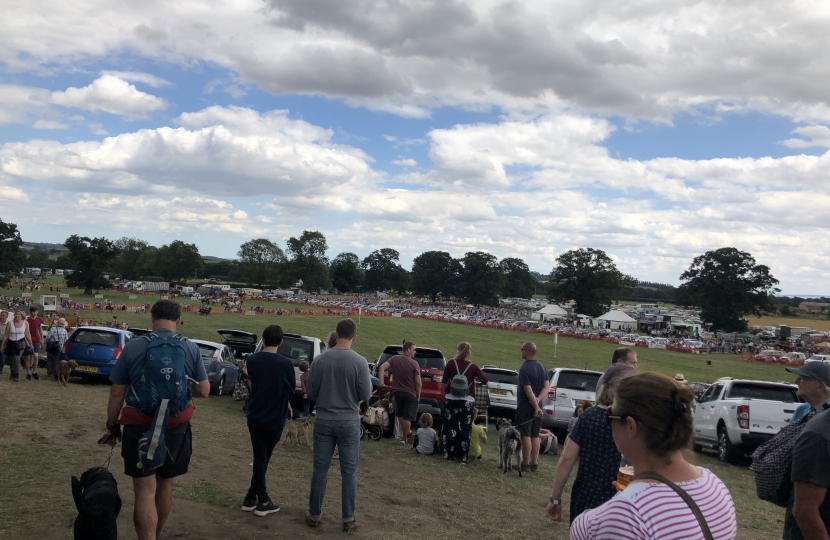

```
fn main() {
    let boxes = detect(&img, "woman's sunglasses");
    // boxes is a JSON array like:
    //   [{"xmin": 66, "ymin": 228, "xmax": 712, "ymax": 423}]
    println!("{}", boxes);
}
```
[{"xmin": 606, "ymin": 407, "xmax": 637, "ymax": 426}]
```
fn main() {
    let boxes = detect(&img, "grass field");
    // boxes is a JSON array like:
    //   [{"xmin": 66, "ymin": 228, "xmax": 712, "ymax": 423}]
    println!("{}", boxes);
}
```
[
  {"xmin": 748, "ymin": 315, "xmax": 830, "ymax": 332},
  {"xmin": 0, "ymin": 283, "xmax": 797, "ymax": 539}
]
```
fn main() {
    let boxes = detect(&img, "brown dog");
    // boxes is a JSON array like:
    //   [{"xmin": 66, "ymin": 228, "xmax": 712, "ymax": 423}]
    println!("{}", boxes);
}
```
[
  {"xmin": 57, "ymin": 360, "xmax": 78, "ymax": 387},
  {"xmin": 282, "ymin": 418, "xmax": 311, "ymax": 445}
]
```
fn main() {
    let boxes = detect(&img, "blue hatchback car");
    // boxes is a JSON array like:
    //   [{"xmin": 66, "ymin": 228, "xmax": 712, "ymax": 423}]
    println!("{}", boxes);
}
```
[{"xmin": 68, "ymin": 327, "xmax": 134, "ymax": 379}]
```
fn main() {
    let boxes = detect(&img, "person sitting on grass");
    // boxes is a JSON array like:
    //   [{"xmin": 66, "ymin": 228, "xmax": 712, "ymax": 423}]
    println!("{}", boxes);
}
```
[
  {"xmin": 468, "ymin": 408, "xmax": 488, "ymax": 461},
  {"xmin": 539, "ymin": 428, "xmax": 559, "ymax": 456},
  {"xmin": 413, "ymin": 413, "xmax": 438, "ymax": 455},
  {"xmin": 378, "ymin": 399, "xmax": 395, "ymax": 439}
]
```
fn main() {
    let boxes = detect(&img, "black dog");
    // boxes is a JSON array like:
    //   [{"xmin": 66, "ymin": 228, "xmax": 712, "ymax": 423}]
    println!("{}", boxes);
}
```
[{"xmin": 71, "ymin": 467, "xmax": 121, "ymax": 540}]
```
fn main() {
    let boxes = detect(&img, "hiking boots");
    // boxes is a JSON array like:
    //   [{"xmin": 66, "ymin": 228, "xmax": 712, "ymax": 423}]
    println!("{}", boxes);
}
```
[
  {"xmin": 343, "ymin": 521, "xmax": 358, "ymax": 533},
  {"xmin": 241, "ymin": 494, "xmax": 257, "ymax": 512},
  {"xmin": 254, "ymin": 498, "xmax": 280, "ymax": 517}
]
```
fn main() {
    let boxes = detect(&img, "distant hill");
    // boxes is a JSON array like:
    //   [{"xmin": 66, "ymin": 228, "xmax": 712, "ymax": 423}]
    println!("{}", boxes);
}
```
[
  {"xmin": 203, "ymin": 255, "xmax": 235, "ymax": 262},
  {"xmin": 22, "ymin": 242, "xmax": 67, "ymax": 251}
]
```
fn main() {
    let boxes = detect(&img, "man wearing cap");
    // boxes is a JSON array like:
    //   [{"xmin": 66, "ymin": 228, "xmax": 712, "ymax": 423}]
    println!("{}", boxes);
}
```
[{"xmin": 784, "ymin": 362, "xmax": 830, "ymax": 540}]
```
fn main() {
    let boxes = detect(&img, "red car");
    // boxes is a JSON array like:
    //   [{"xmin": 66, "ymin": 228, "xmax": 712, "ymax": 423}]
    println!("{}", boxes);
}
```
[{"xmin": 373, "ymin": 345, "xmax": 447, "ymax": 420}]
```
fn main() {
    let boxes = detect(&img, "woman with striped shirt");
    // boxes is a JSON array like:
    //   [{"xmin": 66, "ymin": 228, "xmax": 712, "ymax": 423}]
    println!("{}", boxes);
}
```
[{"xmin": 570, "ymin": 372, "xmax": 737, "ymax": 540}]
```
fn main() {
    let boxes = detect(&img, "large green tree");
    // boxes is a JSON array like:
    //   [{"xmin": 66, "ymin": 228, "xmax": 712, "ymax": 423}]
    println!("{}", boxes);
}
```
[
  {"xmin": 548, "ymin": 248, "xmax": 630, "ymax": 317},
  {"xmin": 460, "ymin": 251, "xmax": 504, "ymax": 306},
  {"xmin": 499, "ymin": 257, "xmax": 537, "ymax": 299},
  {"xmin": 64, "ymin": 235, "xmax": 119, "ymax": 295},
  {"xmin": 363, "ymin": 248, "xmax": 405, "ymax": 292},
  {"xmin": 113, "ymin": 237, "xmax": 150, "ymax": 280},
  {"xmin": 236, "ymin": 238, "xmax": 286, "ymax": 287},
  {"xmin": 330, "ymin": 252, "xmax": 364, "ymax": 292},
  {"xmin": 0, "ymin": 219, "xmax": 23, "ymax": 286},
  {"xmin": 286, "ymin": 230, "xmax": 331, "ymax": 292},
  {"xmin": 156, "ymin": 241, "xmax": 204, "ymax": 282},
  {"xmin": 679, "ymin": 247, "xmax": 780, "ymax": 331},
  {"xmin": 411, "ymin": 250, "xmax": 462, "ymax": 303}
]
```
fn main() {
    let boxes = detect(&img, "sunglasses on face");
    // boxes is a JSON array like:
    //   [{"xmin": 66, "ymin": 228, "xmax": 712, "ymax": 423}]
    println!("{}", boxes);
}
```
[{"xmin": 606, "ymin": 407, "xmax": 637, "ymax": 427}]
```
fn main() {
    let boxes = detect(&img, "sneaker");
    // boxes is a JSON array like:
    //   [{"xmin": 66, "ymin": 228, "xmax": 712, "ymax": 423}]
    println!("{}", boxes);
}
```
[
  {"xmin": 305, "ymin": 515, "xmax": 320, "ymax": 528},
  {"xmin": 521, "ymin": 464, "xmax": 531, "ymax": 472},
  {"xmin": 342, "ymin": 520, "xmax": 358, "ymax": 533},
  {"xmin": 26, "ymin": 374, "xmax": 31, "ymax": 381},
  {"xmin": 32, "ymin": 373, "xmax": 40, "ymax": 380},
  {"xmin": 253, "ymin": 499, "xmax": 280, "ymax": 517},
  {"xmin": 241, "ymin": 494, "xmax": 257, "ymax": 512},
  {"xmin": 530, "ymin": 464, "xmax": 539, "ymax": 472}
]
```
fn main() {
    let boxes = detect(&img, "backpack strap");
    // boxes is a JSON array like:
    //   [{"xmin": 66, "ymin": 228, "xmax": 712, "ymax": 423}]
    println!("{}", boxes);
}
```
[{"xmin": 633, "ymin": 471, "xmax": 714, "ymax": 540}]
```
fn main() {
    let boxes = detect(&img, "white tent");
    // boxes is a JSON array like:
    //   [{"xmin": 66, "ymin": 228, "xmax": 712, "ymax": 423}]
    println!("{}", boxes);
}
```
[
  {"xmin": 596, "ymin": 310, "xmax": 637, "ymax": 330},
  {"xmin": 532, "ymin": 304, "xmax": 568, "ymax": 321}
]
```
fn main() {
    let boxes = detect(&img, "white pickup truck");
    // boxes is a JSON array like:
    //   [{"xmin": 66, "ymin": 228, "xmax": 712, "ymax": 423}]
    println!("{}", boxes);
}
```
[{"xmin": 692, "ymin": 377, "xmax": 802, "ymax": 463}]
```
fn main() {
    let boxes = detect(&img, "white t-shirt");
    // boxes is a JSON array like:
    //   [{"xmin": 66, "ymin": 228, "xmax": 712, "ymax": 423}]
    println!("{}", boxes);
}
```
[
  {"xmin": 416, "ymin": 427, "xmax": 436, "ymax": 454},
  {"xmin": 570, "ymin": 468, "xmax": 737, "ymax": 540}
]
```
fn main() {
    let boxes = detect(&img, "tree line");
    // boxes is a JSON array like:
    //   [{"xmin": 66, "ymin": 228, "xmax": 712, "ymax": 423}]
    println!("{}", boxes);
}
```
[{"xmin": 0, "ymin": 218, "xmax": 780, "ymax": 331}]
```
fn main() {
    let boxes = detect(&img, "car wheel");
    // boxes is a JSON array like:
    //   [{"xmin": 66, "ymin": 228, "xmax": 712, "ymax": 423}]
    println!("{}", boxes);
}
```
[{"xmin": 717, "ymin": 427, "xmax": 739, "ymax": 463}]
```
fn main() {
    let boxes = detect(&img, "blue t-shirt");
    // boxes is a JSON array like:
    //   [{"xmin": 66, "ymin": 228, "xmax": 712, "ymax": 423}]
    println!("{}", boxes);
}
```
[
  {"xmin": 245, "ymin": 351, "xmax": 296, "ymax": 431},
  {"xmin": 517, "ymin": 359, "xmax": 547, "ymax": 413},
  {"xmin": 110, "ymin": 328, "xmax": 207, "ymax": 410}
]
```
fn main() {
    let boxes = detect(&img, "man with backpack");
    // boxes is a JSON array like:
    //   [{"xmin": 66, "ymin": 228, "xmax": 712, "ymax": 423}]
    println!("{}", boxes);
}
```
[{"xmin": 98, "ymin": 300, "xmax": 209, "ymax": 540}]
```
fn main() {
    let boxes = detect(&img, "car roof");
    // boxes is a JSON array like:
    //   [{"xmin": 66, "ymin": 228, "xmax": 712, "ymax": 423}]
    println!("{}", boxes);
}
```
[
  {"xmin": 382, "ymin": 344, "xmax": 443, "ymax": 354},
  {"xmin": 481, "ymin": 365, "xmax": 519, "ymax": 374},
  {"xmin": 74, "ymin": 326, "xmax": 132, "ymax": 335},
  {"xmin": 190, "ymin": 339, "xmax": 226, "ymax": 349},
  {"xmin": 216, "ymin": 329, "xmax": 258, "ymax": 340},
  {"xmin": 550, "ymin": 367, "xmax": 603, "ymax": 376}
]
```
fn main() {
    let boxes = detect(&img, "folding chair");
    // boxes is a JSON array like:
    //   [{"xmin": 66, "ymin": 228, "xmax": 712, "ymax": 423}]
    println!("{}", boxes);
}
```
[{"xmin": 474, "ymin": 382, "xmax": 490, "ymax": 431}]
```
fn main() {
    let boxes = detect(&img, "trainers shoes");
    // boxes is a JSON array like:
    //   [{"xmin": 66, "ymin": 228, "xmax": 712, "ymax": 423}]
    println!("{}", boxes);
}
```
[
  {"xmin": 32, "ymin": 373, "xmax": 40, "ymax": 380},
  {"xmin": 305, "ymin": 515, "xmax": 320, "ymax": 528},
  {"xmin": 26, "ymin": 374, "xmax": 31, "ymax": 381},
  {"xmin": 241, "ymin": 494, "xmax": 257, "ymax": 512},
  {"xmin": 530, "ymin": 464, "xmax": 539, "ymax": 472},
  {"xmin": 342, "ymin": 520, "xmax": 358, "ymax": 533},
  {"xmin": 254, "ymin": 498, "xmax": 280, "ymax": 517}
]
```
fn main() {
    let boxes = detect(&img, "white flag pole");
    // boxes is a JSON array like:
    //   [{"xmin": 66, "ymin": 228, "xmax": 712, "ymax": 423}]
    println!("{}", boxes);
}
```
[{"xmin": 554, "ymin": 332, "xmax": 558, "ymax": 358}]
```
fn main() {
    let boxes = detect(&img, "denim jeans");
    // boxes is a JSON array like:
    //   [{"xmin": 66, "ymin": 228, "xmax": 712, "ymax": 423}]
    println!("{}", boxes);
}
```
[
  {"xmin": 308, "ymin": 419, "xmax": 361, "ymax": 523},
  {"xmin": 302, "ymin": 397, "xmax": 310, "ymax": 417}
]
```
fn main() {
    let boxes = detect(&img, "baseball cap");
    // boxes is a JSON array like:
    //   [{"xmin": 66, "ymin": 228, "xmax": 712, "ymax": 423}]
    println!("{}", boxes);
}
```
[{"xmin": 786, "ymin": 362, "xmax": 830, "ymax": 387}]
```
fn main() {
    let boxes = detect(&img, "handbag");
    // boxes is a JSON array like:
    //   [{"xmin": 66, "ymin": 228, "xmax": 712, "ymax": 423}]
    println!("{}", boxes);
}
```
[{"xmin": 634, "ymin": 471, "xmax": 714, "ymax": 540}]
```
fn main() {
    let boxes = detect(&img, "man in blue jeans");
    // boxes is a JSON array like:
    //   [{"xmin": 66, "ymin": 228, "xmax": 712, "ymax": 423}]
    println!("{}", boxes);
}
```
[{"xmin": 305, "ymin": 318, "xmax": 372, "ymax": 533}]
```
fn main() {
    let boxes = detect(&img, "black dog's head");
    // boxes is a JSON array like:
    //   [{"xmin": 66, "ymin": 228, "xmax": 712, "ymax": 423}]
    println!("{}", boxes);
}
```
[
  {"xmin": 72, "ymin": 467, "xmax": 121, "ymax": 540},
  {"xmin": 497, "ymin": 418, "xmax": 512, "ymax": 432}
]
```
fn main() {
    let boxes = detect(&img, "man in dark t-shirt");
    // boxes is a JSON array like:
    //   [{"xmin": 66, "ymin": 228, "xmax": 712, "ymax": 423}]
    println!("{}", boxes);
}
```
[
  {"xmin": 786, "ymin": 403, "xmax": 830, "ymax": 539},
  {"xmin": 515, "ymin": 341, "xmax": 549, "ymax": 472},
  {"xmin": 377, "ymin": 341, "xmax": 422, "ymax": 444},
  {"xmin": 243, "ymin": 324, "xmax": 295, "ymax": 517}
]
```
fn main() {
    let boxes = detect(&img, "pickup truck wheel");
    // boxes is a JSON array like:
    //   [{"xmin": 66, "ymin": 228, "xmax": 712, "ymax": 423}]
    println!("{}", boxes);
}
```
[{"xmin": 717, "ymin": 427, "xmax": 739, "ymax": 463}]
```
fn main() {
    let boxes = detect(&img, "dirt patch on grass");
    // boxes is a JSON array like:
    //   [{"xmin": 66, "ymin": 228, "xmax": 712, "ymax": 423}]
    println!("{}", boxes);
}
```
[{"xmin": 0, "ymin": 375, "xmax": 784, "ymax": 540}]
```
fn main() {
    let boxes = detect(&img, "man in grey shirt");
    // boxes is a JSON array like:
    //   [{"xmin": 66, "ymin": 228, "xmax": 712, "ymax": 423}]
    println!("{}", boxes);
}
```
[{"xmin": 306, "ymin": 318, "xmax": 372, "ymax": 533}]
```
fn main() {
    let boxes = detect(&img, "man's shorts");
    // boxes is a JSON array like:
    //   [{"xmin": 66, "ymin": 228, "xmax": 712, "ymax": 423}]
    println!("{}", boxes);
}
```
[
  {"xmin": 514, "ymin": 410, "xmax": 541, "ymax": 438},
  {"xmin": 393, "ymin": 392, "xmax": 419, "ymax": 422},
  {"xmin": 31, "ymin": 342, "xmax": 40, "ymax": 353},
  {"xmin": 122, "ymin": 422, "xmax": 192, "ymax": 479}
]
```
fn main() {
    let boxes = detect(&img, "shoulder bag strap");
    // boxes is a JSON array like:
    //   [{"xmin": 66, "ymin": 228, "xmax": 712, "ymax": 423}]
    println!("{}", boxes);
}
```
[{"xmin": 633, "ymin": 471, "xmax": 714, "ymax": 540}]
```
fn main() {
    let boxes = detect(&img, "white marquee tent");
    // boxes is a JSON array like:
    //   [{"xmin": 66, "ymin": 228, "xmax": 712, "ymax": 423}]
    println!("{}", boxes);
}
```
[
  {"xmin": 532, "ymin": 304, "xmax": 568, "ymax": 321},
  {"xmin": 596, "ymin": 310, "xmax": 637, "ymax": 330}
]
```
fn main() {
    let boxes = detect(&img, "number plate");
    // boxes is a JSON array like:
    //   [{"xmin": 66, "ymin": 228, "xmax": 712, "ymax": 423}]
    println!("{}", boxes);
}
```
[
  {"xmin": 75, "ymin": 366, "xmax": 99, "ymax": 373},
  {"xmin": 572, "ymin": 399, "xmax": 595, "ymax": 408},
  {"xmin": 489, "ymin": 389, "xmax": 508, "ymax": 396}
]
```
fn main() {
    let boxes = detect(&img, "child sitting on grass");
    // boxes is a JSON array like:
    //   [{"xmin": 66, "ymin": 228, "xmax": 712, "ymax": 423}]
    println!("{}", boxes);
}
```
[
  {"xmin": 468, "ymin": 408, "xmax": 488, "ymax": 461},
  {"xmin": 412, "ymin": 413, "xmax": 439, "ymax": 455},
  {"xmin": 379, "ymin": 398, "xmax": 395, "ymax": 438}
]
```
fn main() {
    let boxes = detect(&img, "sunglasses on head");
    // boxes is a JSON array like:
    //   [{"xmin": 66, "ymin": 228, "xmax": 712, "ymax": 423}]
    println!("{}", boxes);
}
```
[{"xmin": 606, "ymin": 407, "xmax": 638, "ymax": 427}]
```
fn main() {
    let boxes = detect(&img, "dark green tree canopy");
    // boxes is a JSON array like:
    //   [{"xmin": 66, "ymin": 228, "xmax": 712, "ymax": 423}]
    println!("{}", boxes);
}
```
[
  {"xmin": 411, "ymin": 250, "xmax": 461, "ymax": 303},
  {"xmin": 499, "ymin": 257, "xmax": 537, "ymax": 298},
  {"xmin": 679, "ymin": 247, "xmax": 780, "ymax": 331},
  {"xmin": 363, "ymin": 248, "xmax": 404, "ymax": 292},
  {"xmin": 548, "ymin": 248, "xmax": 629, "ymax": 317},
  {"xmin": 236, "ymin": 238, "xmax": 286, "ymax": 287},
  {"xmin": 287, "ymin": 230, "xmax": 331, "ymax": 292},
  {"xmin": 113, "ymin": 237, "xmax": 150, "ymax": 281},
  {"xmin": 0, "ymin": 219, "xmax": 23, "ymax": 286},
  {"xmin": 330, "ymin": 252, "xmax": 364, "ymax": 293},
  {"xmin": 460, "ymin": 251, "xmax": 504, "ymax": 307},
  {"xmin": 156, "ymin": 240, "xmax": 204, "ymax": 282},
  {"xmin": 64, "ymin": 235, "xmax": 119, "ymax": 295}
]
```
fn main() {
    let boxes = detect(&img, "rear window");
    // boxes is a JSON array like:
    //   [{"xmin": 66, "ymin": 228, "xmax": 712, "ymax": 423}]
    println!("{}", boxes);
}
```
[
  {"xmin": 556, "ymin": 371, "xmax": 600, "ymax": 392},
  {"xmin": 197, "ymin": 344, "xmax": 220, "ymax": 359},
  {"xmin": 727, "ymin": 383, "xmax": 799, "ymax": 402},
  {"xmin": 485, "ymin": 371, "xmax": 519, "ymax": 385},
  {"xmin": 379, "ymin": 349, "xmax": 446, "ymax": 370},
  {"xmin": 72, "ymin": 330, "xmax": 119, "ymax": 347},
  {"xmin": 279, "ymin": 337, "xmax": 314, "ymax": 365}
]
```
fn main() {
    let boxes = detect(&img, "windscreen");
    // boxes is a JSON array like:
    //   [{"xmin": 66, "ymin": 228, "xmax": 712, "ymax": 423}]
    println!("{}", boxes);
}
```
[
  {"xmin": 728, "ymin": 383, "xmax": 798, "ymax": 402},
  {"xmin": 486, "ymin": 372, "xmax": 520, "ymax": 385},
  {"xmin": 279, "ymin": 337, "xmax": 314, "ymax": 365},
  {"xmin": 72, "ymin": 330, "xmax": 118, "ymax": 347},
  {"xmin": 557, "ymin": 371, "xmax": 600, "ymax": 392}
]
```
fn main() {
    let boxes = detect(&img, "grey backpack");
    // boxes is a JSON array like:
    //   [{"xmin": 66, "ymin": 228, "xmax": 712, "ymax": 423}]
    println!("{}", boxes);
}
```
[{"xmin": 450, "ymin": 360, "xmax": 472, "ymax": 398}]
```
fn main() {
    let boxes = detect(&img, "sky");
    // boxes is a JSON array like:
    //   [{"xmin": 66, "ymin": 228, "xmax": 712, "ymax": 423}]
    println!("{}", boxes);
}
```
[{"xmin": 1, "ymin": 1, "xmax": 830, "ymax": 294}]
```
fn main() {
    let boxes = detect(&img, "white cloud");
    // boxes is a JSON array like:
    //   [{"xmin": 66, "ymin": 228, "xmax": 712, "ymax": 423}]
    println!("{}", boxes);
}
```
[
  {"xmin": 51, "ymin": 75, "xmax": 167, "ymax": 117},
  {"xmin": 2, "ymin": 1, "xmax": 830, "ymax": 121},
  {"xmin": 782, "ymin": 125, "xmax": 830, "ymax": 148},
  {"xmin": 392, "ymin": 158, "xmax": 417, "ymax": 167},
  {"xmin": 0, "ymin": 84, "xmax": 51, "ymax": 124},
  {"xmin": 33, "ymin": 119, "xmax": 68, "ymax": 130},
  {"xmin": 100, "ymin": 70, "xmax": 171, "ymax": 88},
  {"xmin": 88, "ymin": 122, "xmax": 108, "ymax": 135}
]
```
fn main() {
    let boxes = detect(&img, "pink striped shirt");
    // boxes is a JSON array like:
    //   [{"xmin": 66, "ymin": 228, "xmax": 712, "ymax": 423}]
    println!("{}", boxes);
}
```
[{"xmin": 570, "ymin": 468, "xmax": 737, "ymax": 540}]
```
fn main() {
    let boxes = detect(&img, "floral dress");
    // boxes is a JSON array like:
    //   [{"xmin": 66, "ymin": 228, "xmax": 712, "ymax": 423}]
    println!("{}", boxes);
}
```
[{"xmin": 442, "ymin": 397, "xmax": 474, "ymax": 463}]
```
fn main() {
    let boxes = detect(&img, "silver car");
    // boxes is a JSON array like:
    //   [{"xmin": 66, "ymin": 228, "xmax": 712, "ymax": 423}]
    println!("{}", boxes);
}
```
[
  {"xmin": 191, "ymin": 339, "xmax": 240, "ymax": 396},
  {"xmin": 540, "ymin": 368, "xmax": 602, "ymax": 432},
  {"xmin": 481, "ymin": 365, "xmax": 519, "ymax": 420}
]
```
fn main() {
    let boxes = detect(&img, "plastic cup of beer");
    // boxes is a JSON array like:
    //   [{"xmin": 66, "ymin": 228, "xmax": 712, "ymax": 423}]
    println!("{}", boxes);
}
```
[{"xmin": 616, "ymin": 466, "xmax": 634, "ymax": 491}]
